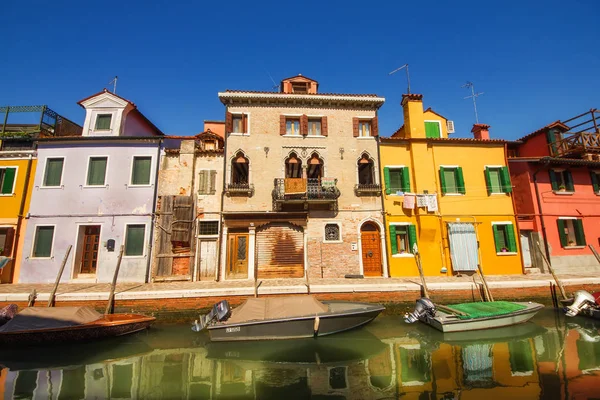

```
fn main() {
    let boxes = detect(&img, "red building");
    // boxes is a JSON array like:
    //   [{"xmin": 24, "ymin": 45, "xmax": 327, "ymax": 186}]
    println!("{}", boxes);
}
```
[{"xmin": 508, "ymin": 109, "xmax": 600, "ymax": 273}]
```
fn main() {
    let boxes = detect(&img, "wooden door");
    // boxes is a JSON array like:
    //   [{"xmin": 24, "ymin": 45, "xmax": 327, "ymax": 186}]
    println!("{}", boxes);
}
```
[
  {"xmin": 198, "ymin": 240, "xmax": 217, "ymax": 279},
  {"xmin": 361, "ymin": 224, "xmax": 382, "ymax": 277},
  {"xmin": 80, "ymin": 226, "xmax": 100, "ymax": 274},
  {"xmin": 227, "ymin": 233, "xmax": 248, "ymax": 279}
]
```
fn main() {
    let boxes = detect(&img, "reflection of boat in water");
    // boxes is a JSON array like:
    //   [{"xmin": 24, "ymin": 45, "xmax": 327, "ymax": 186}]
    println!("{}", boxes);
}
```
[{"xmin": 205, "ymin": 329, "xmax": 388, "ymax": 365}]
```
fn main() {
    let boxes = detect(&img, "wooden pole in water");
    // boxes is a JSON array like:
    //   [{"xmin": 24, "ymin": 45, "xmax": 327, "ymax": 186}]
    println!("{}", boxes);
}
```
[
  {"xmin": 413, "ymin": 244, "xmax": 430, "ymax": 299},
  {"xmin": 47, "ymin": 245, "xmax": 72, "ymax": 307},
  {"xmin": 476, "ymin": 264, "xmax": 494, "ymax": 302},
  {"xmin": 538, "ymin": 243, "xmax": 568, "ymax": 301},
  {"xmin": 105, "ymin": 245, "xmax": 124, "ymax": 315}
]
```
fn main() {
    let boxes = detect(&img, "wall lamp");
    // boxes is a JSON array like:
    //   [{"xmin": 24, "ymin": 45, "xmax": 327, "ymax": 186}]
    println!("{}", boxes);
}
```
[
  {"xmin": 264, "ymin": 146, "xmax": 269, "ymax": 157},
  {"xmin": 339, "ymin": 147, "xmax": 344, "ymax": 159}
]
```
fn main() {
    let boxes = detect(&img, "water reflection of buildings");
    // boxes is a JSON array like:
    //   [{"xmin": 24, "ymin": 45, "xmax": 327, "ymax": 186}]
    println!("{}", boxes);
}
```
[{"xmin": 2, "ymin": 321, "xmax": 599, "ymax": 399}]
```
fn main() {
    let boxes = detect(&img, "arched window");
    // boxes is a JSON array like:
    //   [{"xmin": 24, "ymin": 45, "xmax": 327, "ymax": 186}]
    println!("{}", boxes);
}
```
[
  {"xmin": 358, "ymin": 154, "xmax": 375, "ymax": 185},
  {"xmin": 231, "ymin": 152, "xmax": 249, "ymax": 185},
  {"xmin": 285, "ymin": 153, "xmax": 303, "ymax": 178},
  {"xmin": 307, "ymin": 153, "xmax": 323, "ymax": 181}
]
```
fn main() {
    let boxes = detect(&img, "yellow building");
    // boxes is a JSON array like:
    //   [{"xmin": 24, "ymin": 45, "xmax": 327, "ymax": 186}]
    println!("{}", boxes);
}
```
[{"xmin": 379, "ymin": 94, "xmax": 523, "ymax": 277}]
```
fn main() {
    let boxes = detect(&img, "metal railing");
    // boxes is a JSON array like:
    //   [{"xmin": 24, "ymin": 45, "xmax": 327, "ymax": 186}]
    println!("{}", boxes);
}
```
[
  {"xmin": 0, "ymin": 105, "xmax": 82, "ymax": 138},
  {"xmin": 226, "ymin": 182, "xmax": 254, "ymax": 196},
  {"xmin": 273, "ymin": 178, "xmax": 340, "ymax": 201},
  {"xmin": 354, "ymin": 183, "xmax": 382, "ymax": 196}
]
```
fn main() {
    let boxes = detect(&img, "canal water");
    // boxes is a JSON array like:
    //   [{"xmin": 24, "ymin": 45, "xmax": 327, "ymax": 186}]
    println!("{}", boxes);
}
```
[{"xmin": 1, "ymin": 307, "xmax": 599, "ymax": 399}]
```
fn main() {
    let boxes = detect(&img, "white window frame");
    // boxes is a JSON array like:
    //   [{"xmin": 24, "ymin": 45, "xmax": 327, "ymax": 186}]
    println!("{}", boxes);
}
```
[
  {"xmin": 385, "ymin": 165, "xmax": 407, "ymax": 196},
  {"xmin": 424, "ymin": 120, "xmax": 443, "ymax": 138},
  {"xmin": 485, "ymin": 165, "xmax": 505, "ymax": 195},
  {"xmin": 30, "ymin": 224, "xmax": 56, "ymax": 259},
  {"xmin": 282, "ymin": 114, "xmax": 302, "ymax": 137},
  {"xmin": 389, "ymin": 222, "xmax": 415, "ymax": 258},
  {"xmin": 356, "ymin": 116, "xmax": 374, "ymax": 139},
  {"xmin": 0, "ymin": 165, "xmax": 18, "ymax": 196},
  {"xmin": 84, "ymin": 155, "xmax": 110, "ymax": 188},
  {"xmin": 41, "ymin": 157, "xmax": 65, "ymax": 189},
  {"xmin": 439, "ymin": 164, "xmax": 463, "ymax": 196},
  {"xmin": 197, "ymin": 219, "xmax": 220, "ymax": 239},
  {"xmin": 306, "ymin": 115, "xmax": 324, "ymax": 137},
  {"xmin": 323, "ymin": 221, "xmax": 342, "ymax": 243},
  {"xmin": 551, "ymin": 168, "xmax": 574, "ymax": 194},
  {"xmin": 122, "ymin": 223, "xmax": 147, "ymax": 258},
  {"xmin": 128, "ymin": 155, "xmax": 154, "ymax": 187},
  {"xmin": 491, "ymin": 221, "xmax": 518, "ymax": 255},
  {"xmin": 90, "ymin": 110, "xmax": 117, "ymax": 135},
  {"xmin": 230, "ymin": 112, "xmax": 251, "ymax": 136}
]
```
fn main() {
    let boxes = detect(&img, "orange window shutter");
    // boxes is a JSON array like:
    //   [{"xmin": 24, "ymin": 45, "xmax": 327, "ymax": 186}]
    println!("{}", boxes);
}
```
[
  {"xmin": 352, "ymin": 117, "xmax": 359, "ymax": 137},
  {"xmin": 242, "ymin": 113, "xmax": 247, "ymax": 132},
  {"xmin": 322, "ymin": 116, "xmax": 328, "ymax": 136},
  {"xmin": 372, "ymin": 116, "xmax": 379, "ymax": 137},
  {"xmin": 280, "ymin": 115, "xmax": 286, "ymax": 135},
  {"xmin": 301, "ymin": 115, "xmax": 308, "ymax": 136}
]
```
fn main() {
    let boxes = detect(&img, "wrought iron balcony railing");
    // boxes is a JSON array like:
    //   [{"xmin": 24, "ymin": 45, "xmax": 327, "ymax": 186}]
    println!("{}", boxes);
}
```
[
  {"xmin": 354, "ymin": 183, "xmax": 382, "ymax": 196},
  {"xmin": 226, "ymin": 182, "xmax": 254, "ymax": 196},
  {"xmin": 273, "ymin": 178, "xmax": 340, "ymax": 201}
]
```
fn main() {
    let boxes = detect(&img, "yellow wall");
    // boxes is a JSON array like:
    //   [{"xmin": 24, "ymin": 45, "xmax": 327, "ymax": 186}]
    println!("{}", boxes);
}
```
[{"xmin": 380, "ymin": 97, "xmax": 523, "ymax": 277}]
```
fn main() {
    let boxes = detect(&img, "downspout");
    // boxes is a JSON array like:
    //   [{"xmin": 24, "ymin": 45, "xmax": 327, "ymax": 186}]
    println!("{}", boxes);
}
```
[
  {"xmin": 191, "ymin": 139, "xmax": 198, "ymax": 282},
  {"xmin": 216, "ymin": 110, "xmax": 229, "ymax": 282},
  {"xmin": 532, "ymin": 160, "xmax": 552, "ymax": 267},
  {"xmin": 375, "ymin": 135, "xmax": 390, "ymax": 277},
  {"xmin": 145, "ymin": 138, "xmax": 163, "ymax": 283},
  {"xmin": 10, "ymin": 152, "xmax": 34, "ymax": 283}
]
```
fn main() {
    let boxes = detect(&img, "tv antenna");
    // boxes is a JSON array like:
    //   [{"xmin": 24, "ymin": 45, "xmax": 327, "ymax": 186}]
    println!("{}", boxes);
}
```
[
  {"xmin": 108, "ymin": 76, "xmax": 118, "ymax": 94},
  {"xmin": 462, "ymin": 81, "xmax": 483, "ymax": 123},
  {"xmin": 265, "ymin": 70, "xmax": 279, "ymax": 92},
  {"xmin": 389, "ymin": 64, "xmax": 411, "ymax": 94}
]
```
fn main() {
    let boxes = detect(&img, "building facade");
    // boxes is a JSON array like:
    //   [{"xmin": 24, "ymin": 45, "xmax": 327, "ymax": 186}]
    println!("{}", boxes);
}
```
[
  {"xmin": 380, "ymin": 94, "xmax": 523, "ymax": 277},
  {"xmin": 18, "ymin": 90, "xmax": 163, "ymax": 283},
  {"xmin": 217, "ymin": 75, "xmax": 387, "ymax": 280},
  {"xmin": 508, "ymin": 110, "xmax": 600, "ymax": 273}
]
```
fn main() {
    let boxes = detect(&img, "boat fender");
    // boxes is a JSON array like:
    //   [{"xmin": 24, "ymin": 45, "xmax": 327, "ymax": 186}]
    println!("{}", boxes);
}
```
[{"xmin": 313, "ymin": 316, "xmax": 320, "ymax": 337}]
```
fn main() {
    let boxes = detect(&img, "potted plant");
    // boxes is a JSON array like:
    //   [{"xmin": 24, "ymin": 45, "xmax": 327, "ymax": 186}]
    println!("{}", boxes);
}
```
[
  {"xmin": 568, "ymin": 240, "xmax": 575, "ymax": 246},
  {"xmin": 558, "ymin": 184, "xmax": 566, "ymax": 192}
]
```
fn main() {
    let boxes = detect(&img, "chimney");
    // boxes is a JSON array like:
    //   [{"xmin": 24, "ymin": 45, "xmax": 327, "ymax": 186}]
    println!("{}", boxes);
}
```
[
  {"xmin": 472, "ymin": 123, "xmax": 490, "ymax": 140},
  {"xmin": 401, "ymin": 94, "xmax": 424, "ymax": 139}
]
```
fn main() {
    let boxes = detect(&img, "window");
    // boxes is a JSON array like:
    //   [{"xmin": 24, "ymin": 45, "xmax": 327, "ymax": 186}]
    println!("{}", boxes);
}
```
[
  {"xmin": 285, "ymin": 153, "xmax": 303, "ymax": 178},
  {"xmin": 492, "ymin": 223, "xmax": 517, "ymax": 253},
  {"xmin": 485, "ymin": 166, "xmax": 512, "ymax": 194},
  {"xmin": 358, "ymin": 121, "xmax": 371, "ymax": 137},
  {"xmin": 198, "ymin": 170, "xmax": 217, "ymax": 195},
  {"xmin": 425, "ymin": 121, "xmax": 441, "ymax": 138},
  {"xmin": 439, "ymin": 166, "xmax": 465, "ymax": 195},
  {"xmin": 308, "ymin": 118, "xmax": 322, "ymax": 136},
  {"xmin": 86, "ymin": 157, "xmax": 108, "ymax": 186},
  {"xmin": 95, "ymin": 114, "xmax": 112, "ymax": 130},
  {"xmin": 32, "ymin": 226, "xmax": 54, "ymax": 258},
  {"xmin": 43, "ymin": 158, "xmax": 64, "ymax": 187},
  {"xmin": 204, "ymin": 140, "xmax": 216, "ymax": 151},
  {"xmin": 384, "ymin": 167, "xmax": 410, "ymax": 194},
  {"xmin": 292, "ymin": 82, "xmax": 308, "ymax": 93},
  {"xmin": 124, "ymin": 224, "xmax": 145, "ymax": 256},
  {"xmin": 557, "ymin": 218, "xmax": 586, "ymax": 247},
  {"xmin": 0, "ymin": 227, "xmax": 15, "ymax": 256},
  {"xmin": 198, "ymin": 221, "xmax": 219, "ymax": 236},
  {"xmin": 324, "ymin": 223, "xmax": 340, "ymax": 242},
  {"xmin": 389, "ymin": 224, "xmax": 417, "ymax": 255},
  {"xmin": 358, "ymin": 154, "xmax": 375, "ymax": 185},
  {"xmin": 549, "ymin": 169, "xmax": 574, "ymax": 192},
  {"xmin": 0, "ymin": 167, "xmax": 17, "ymax": 195},
  {"xmin": 590, "ymin": 171, "xmax": 600, "ymax": 194},
  {"xmin": 286, "ymin": 118, "xmax": 301, "ymax": 135},
  {"xmin": 231, "ymin": 113, "xmax": 248, "ymax": 133},
  {"xmin": 131, "ymin": 156, "xmax": 152, "ymax": 185},
  {"xmin": 231, "ymin": 152, "xmax": 249, "ymax": 185}
]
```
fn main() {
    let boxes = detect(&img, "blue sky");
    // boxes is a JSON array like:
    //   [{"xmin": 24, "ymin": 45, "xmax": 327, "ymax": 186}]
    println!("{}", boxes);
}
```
[{"xmin": 1, "ymin": 0, "xmax": 598, "ymax": 140}]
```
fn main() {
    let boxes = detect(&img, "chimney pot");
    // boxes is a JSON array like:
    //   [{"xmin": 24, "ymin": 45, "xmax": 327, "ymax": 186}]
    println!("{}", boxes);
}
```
[{"xmin": 472, "ymin": 123, "xmax": 490, "ymax": 140}]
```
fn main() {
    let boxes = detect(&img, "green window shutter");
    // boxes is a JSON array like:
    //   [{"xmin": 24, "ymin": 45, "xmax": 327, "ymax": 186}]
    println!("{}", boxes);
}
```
[
  {"xmin": 590, "ymin": 172, "xmax": 600, "ymax": 193},
  {"xmin": 125, "ymin": 225, "xmax": 145, "ymax": 256},
  {"xmin": 564, "ymin": 171, "xmax": 574, "ymax": 192},
  {"xmin": 44, "ymin": 159, "xmax": 64, "ymax": 187},
  {"xmin": 425, "ymin": 122, "xmax": 440, "ymax": 138},
  {"xmin": 384, "ymin": 167, "xmax": 391, "ymax": 195},
  {"xmin": 87, "ymin": 157, "xmax": 107, "ymax": 186},
  {"xmin": 1, "ymin": 167, "xmax": 16, "ymax": 194},
  {"xmin": 500, "ymin": 166, "xmax": 512, "ymax": 193},
  {"xmin": 492, "ymin": 225, "xmax": 503, "ymax": 253},
  {"xmin": 209, "ymin": 170, "xmax": 217, "ymax": 195},
  {"xmin": 457, "ymin": 167, "xmax": 466, "ymax": 194},
  {"xmin": 132, "ymin": 157, "xmax": 152, "ymax": 185},
  {"xmin": 408, "ymin": 225, "xmax": 418, "ymax": 254},
  {"xmin": 33, "ymin": 226, "xmax": 54, "ymax": 258},
  {"xmin": 198, "ymin": 171, "xmax": 208, "ymax": 194},
  {"xmin": 484, "ymin": 167, "xmax": 492, "ymax": 195},
  {"xmin": 546, "ymin": 129, "xmax": 557, "ymax": 155},
  {"xmin": 506, "ymin": 224, "xmax": 517, "ymax": 252},
  {"xmin": 556, "ymin": 219, "xmax": 568, "ymax": 248},
  {"xmin": 574, "ymin": 219, "xmax": 586, "ymax": 246},
  {"xmin": 439, "ymin": 167, "xmax": 447, "ymax": 195},
  {"xmin": 401, "ymin": 167, "xmax": 411, "ymax": 192},
  {"xmin": 389, "ymin": 225, "xmax": 398, "ymax": 254},
  {"xmin": 549, "ymin": 170, "xmax": 559, "ymax": 191}
]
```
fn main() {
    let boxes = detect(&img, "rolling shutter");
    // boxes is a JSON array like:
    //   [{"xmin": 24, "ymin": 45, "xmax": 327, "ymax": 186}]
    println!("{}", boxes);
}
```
[{"xmin": 256, "ymin": 223, "xmax": 304, "ymax": 278}]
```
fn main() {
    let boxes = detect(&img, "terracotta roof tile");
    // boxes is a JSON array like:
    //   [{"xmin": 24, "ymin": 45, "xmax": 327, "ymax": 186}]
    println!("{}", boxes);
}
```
[
  {"xmin": 222, "ymin": 89, "xmax": 381, "ymax": 98},
  {"xmin": 402, "ymin": 93, "xmax": 424, "ymax": 101},
  {"xmin": 381, "ymin": 136, "xmax": 506, "ymax": 144},
  {"xmin": 517, "ymin": 120, "xmax": 569, "ymax": 142}
]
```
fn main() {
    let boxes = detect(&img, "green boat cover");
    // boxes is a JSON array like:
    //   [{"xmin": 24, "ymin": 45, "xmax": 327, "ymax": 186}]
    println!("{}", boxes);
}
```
[{"xmin": 447, "ymin": 301, "xmax": 527, "ymax": 320}]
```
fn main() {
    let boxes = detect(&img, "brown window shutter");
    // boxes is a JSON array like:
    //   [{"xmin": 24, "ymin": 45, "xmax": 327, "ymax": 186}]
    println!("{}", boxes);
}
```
[
  {"xmin": 1, "ymin": 227, "xmax": 15, "ymax": 256},
  {"xmin": 322, "ymin": 116, "xmax": 328, "ymax": 136},
  {"xmin": 352, "ymin": 117, "xmax": 359, "ymax": 137},
  {"xmin": 242, "ymin": 113, "xmax": 248, "ymax": 133},
  {"xmin": 371, "ymin": 116, "xmax": 379, "ymax": 137},
  {"xmin": 301, "ymin": 115, "xmax": 308, "ymax": 136},
  {"xmin": 225, "ymin": 112, "xmax": 233, "ymax": 134},
  {"xmin": 280, "ymin": 115, "xmax": 286, "ymax": 135}
]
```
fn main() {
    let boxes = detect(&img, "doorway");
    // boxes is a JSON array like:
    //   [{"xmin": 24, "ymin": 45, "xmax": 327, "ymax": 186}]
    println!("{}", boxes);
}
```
[
  {"xmin": 447, "ymin": 223, "xmax": 478, "ymax": 272},
  {"xmin": 361, "ymin": 222, "xmax": 382, "ymax": 276},
  {"xmin": 226, "ymin": 232, "xmax": 249, "ymax": 279},
  {"xmin": 520, "ymin": 231, "xmax": 533, "ymax": 268},
  {"xmin": 75, "ymin": 225, "xmax": 101, "ymax": 277}
]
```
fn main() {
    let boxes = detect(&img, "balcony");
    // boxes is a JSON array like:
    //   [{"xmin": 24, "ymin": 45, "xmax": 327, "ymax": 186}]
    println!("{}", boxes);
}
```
[
  {"xmin": 354, "ymin": 183, "xmax": 382, "ymax": 196},
  {"xmin": 273, "ymin": 178, "xmax": 340, "ymax": 211},
  {"xmin": 1, "ymin": 105, "xmax": 82, "ymax": 139},
  {"xmin": 226, "ymin": 182, "xmax": 254, "ymax": 197},
  {"xmin": 551, "ymin": 132, "xmax": 600, "ymax": 159}
]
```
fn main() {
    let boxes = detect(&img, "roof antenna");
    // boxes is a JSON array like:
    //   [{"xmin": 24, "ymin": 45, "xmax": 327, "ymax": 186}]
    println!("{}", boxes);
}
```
[
  {"xmin": 265, "ymin": 70, "xmax": 279, "ymax": 92},
  {"xmin": 462, "ymin": 81, "xmax": 483, "ymax": 123},
  {"xmin": 389, "ymin": 64, "xmax": 411, "ymax": 94},
  {"xmin": 108, "ymin": 76, "xmax": 118, "ymax": 94}
]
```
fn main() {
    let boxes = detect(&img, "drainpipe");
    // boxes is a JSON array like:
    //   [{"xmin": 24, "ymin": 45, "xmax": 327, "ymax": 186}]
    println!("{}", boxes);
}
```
[
  {"xmin": 216, "ymin": 109, "xmax": 229, "ymax": 283},
  {"xmin": 375, "ymin": 135, "xmax": 390, "ymax": 277},
  {"xmin": 145, "ymin": 138, "xmax": 163, "ymax": 283},
  {"xmin": 532, "ymin": 160, "xmax": 552, "ymax": 267},
  {"xmin": 10, "ymin": 151, "xmax": 33, "ymax": 283}
]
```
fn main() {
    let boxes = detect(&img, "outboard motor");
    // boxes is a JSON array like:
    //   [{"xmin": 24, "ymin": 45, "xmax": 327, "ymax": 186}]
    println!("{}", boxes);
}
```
[
  {"xmin": 404, "ymin": 297, "xmax": 436, "ymax": 324},
  {"xmin": 565, "ymin": 290, "xmax": 596, "ymax": 317},
  {"xmin": 192, "ymin": 300, "xmax": 232, "ymax": 332}
]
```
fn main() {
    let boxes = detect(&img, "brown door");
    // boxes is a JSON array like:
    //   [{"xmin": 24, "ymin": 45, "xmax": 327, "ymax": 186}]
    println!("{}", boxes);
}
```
[
  {"xmin": 361, "ymin": 223, "xmax": 382, "ymax": 277},
  {"xmin": 80, "ymin": 226, "xmax": 100, "ymax": 274},
  {"xmin": 227, "ymin": 233, "xmax": 248, "ymax": 279}
]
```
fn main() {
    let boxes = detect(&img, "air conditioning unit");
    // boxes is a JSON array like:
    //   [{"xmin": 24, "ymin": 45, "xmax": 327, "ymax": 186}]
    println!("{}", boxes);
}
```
[{"xmin": 447, "ymin": 120, "xmax": 455, "ymax": 134}]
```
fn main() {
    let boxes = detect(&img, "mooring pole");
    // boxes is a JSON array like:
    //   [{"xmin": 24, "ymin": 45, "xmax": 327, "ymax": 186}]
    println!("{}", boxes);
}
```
[
  {"xmin": 47, "ymin": 245, "xmax": 72, "ymax": 307},
  {"xmin": 105, "ymin": 245, "xmax": 124, "ymax": 315}
]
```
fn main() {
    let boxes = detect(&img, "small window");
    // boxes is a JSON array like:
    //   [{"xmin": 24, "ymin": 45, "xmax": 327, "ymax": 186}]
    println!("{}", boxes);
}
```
[
  {"xmin": 550, "ymin": 169, "xmax": 574, "ymax": 192},
  {"xmin": 591, "ymin": 171, "xmax": 600, "ymax": 194},
  {"xmin": 95, "ymin": 114, "xmax": 112, "ymax": 130},
  {"xmin": 425, "ymin": 121, "xmax": 441, "ymax": 138},
  {"xmin": 204, "ymin": 140, "xmax": 216, "ymax": 151},
  {"xmin": 485, "ymin": 166, "xmax": 512, "ymax": 194},
  {"xmin": 440, "ymin": 166, "xmax": 465, "ymax": 195},
  {"xmin": 384, "ymin": 167, "xmax": 410, "ymax": 194},
  {"xmin": 308, "ymin": 118, "xmax": 322, "ymax": 136},
  {"xmin": 124, "ymin": 224, "xmax": 145, "ymax": 256},
  {"xmin": 87, "ymin": 157, "xmax": 108, "ymax": 186},
  {"xmin": 390, "ymin": 224, "xmax": 417, "ymax": 255},
  {"xmin": 358, "ymin": 121, "xmax": 371, "ymax": 137},
  {"xmin": 232, "ymin": 114, "xmax": 248, "ymax": 133},
  {"xmin": 0, "ymin": 167, "xmax": 17, "ymax": 195},
  {"xmin": 324, "ymin": 223, "xmax": 340, "ymax": 242},
  {"xmin": 231, "ymin": 153, "xmax": 249, "ymax": 185},
  {"xmin": 358, "ymin": 155, "xmax": 375, "ymax": 185},
  {"xmin": 198, "ymin": 221, "xmax": 219, "ymax": 236},
  {"xmin": 492, "ymin": 223, "xmax": 517, "ymax": 253},
  {"xmin": 198, "ymin": 170, "xmax": 217, "ymax": 195},
  {"xmin": 286, "ymin": 118, "xmax": 301, "ymax": 135},
  {"xmin": 33, "ymin": 226, "xmax": 54, "ymax": 258},
  {"xmin": 557, "ymin": 219, "xmax": 586, "ymax": 248},
  {"xmin": 43, "ymin": 158, "xmax": 64, "ymax": 187},
  {"xmin": 131, "ymin": 156, "xmax": 152, "ymax": 185},
  {"xmin": 292, "ymin": 82, "xmax": 308, "ymax": 93}
]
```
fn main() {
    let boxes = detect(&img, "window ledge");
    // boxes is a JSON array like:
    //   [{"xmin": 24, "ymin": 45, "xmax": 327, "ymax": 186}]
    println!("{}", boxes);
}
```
[
  {"xmin": 305, "ymin": 135, "xmax": 326, "ymax": 138},
  {"xmin": 30, "ymin": 256, "xmax": 54, "ymax": 260},
  {"xmin": 553, "ymin": 191, "xmax": 575, "ymax": 195},
  {"xmin": 496, "ymin": 252, "xmax": 518, "ymax": 256},
  {"xmin": 324, "ymin": 240, "xmax": 343, "ymax": 244},
  {"xmin": 229, "ymin": 132, "xmax": 249, "ymax": 136},
  {"xmin": 83, "ymin": 185, "xmax": 108, "ymax": 188},
  {"xmin": 563, "ymin": 245, "xmax": 586, "ymax": 249},
  {"xmin": 282, "ymin": 134, "xmax": 303, "ymax": 138},
  {"xmin": 392, "ymin": 253, "xmax": 415, "ymax": 258},
  {"xmin": 357, "ymin": 136, "xmax": 375, "ymax": 140},
  {"xmin": 40, "ymin": 185, "xmax": 64, "ymax": 190},
  {"xmin": 490, "ymin": 192, "xmax": 508, "ymax": 195},
  {"xmin": 122, "ymin": 255, "xmax": 146, "ymax": 259},
  {"xmin": 443, "ymin": 193, "xmax": 464, "ymax": 196},
  {"xmin": 0, "ymin": 194, "xmax": 15, "ymax": 196},
  {"xmin": 127, "ymin": 184, "xmax": 152, "ymax": 188}
]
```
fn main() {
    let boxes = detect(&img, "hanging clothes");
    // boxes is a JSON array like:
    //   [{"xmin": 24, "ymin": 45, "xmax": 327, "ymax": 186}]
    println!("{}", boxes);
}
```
[
  {"xmin": 426, "ymin": 195, "xmax": 438, "ymax": 212},
  {"xmin": 416, "ymin": 195, "xmax": 428, "ymax": 208},
  {"xmin": 403, "ymin": 194, "xmax": 415, "ymax": 209}
]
